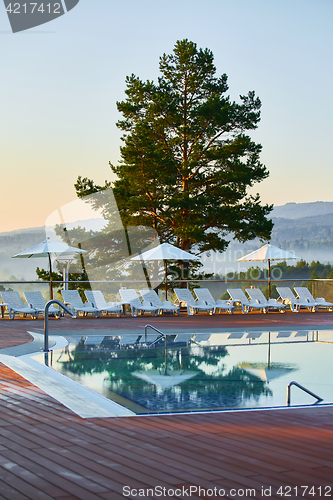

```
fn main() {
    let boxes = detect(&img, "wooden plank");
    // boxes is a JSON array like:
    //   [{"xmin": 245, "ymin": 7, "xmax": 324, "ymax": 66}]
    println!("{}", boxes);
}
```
[{"xmin": 1, "ymin": 318, "xmax": 333, "ymax": 499}]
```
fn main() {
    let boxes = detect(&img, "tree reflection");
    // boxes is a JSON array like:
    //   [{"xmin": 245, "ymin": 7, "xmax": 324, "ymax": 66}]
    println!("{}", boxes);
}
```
[{"xmin": 56, "ymin": 341, "xmax": 272, "ymax": 413}]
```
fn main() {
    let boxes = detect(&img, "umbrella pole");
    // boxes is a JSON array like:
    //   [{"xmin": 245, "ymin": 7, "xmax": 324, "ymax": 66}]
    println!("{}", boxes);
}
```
[
  {"xmin": 165, "ymin": 261, "xmax": 168, "ymax": 301},
  {"xmin": 48, "ymin": 253, "xmax": 53, "ymax": 300},
  {"xmin": 141, "ymin": 261, "xmax": 152, "ymax": 290},
  {"xmin": 164, "ymin": 335, "xmax": 167, "ymax": 375},
  {"xmin": 268, "ymin": 259, "xmax": 271, "ymax": 299}
]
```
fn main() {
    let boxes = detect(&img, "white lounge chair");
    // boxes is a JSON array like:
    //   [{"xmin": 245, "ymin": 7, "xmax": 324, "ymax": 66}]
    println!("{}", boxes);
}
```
[
  {"xmin": 61, "ymin": 290, "xmax": 100, "ymax": 317},
  {"xmin": 119, "ymin": 334, "xmax": 143, "ymax": 347},
  {"xmin": 173, "ymin": 288, "xmax": 215, "ymax": 315},
  {"xmin": 193, "ymin": 333, "xmax": 212, "ymax": 342},
  {"xmin": 84, "ymin": 336, "xmax": 105, "ymax": 346},
  {"xmin": 85, "ymin": 290, "xmax": 122, "ymax": 317},
  {"xmin": 294, "ymin": 287, "xmax": 333, "ymax": 311},
  {"xmin": 276, "ymin": 331, "xmax": 294, "ymax": 338},
  {"xmin": 245, "ymin": 331, "xmax": 264, "ymax": 340},
  {"xmin": 227, "ymin": 288, "xmax": 268, "ymax": 314},
  {"xmin": 228, "ymin": 332, "xmax": 246, "ymax": 339},
  {"xmin": 1, "ymin": 291, "xmax": 39, "ymax": 320},
  {"xmin": 24, "ymin": 291, "xmax": 61, "ymax": 317},
  {"xmin": 245, "ymin": 288, "xmax": 286, "ymax": 313},
  {"xmin": 118, "ymin": 289, "xmax": 160, "ymax": 317},
  {"xmin": 139, "ymin": 289, "xmax": 180, "ymax": 315},
  {"xmin": 277, "ymin": 287, "xmax": 318, "ymax": 313},
  {"xmin": 193, "ymin": 288, "xmax": 234, "ymax": 314},
  {"xmin": 173, "ymin": 333, "xmax": 196, "ymax": 344}
]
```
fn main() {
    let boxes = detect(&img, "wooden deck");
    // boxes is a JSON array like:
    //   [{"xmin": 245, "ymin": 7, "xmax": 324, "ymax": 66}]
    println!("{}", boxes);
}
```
[{"xmin": 1, "ymin": 311, "xmax": 333, "ymax": 499}]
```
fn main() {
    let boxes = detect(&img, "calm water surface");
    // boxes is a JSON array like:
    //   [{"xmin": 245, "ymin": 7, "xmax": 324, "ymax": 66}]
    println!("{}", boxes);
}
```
[{"xmin": 34, "ymin": 329, "xmax": 333, "ymax": 414}]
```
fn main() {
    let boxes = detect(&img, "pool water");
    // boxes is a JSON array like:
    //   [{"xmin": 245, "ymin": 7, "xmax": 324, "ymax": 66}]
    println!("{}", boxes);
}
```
[{"xmin": 35, "ymin": 330, "xmax": 333, "ymax": 414}]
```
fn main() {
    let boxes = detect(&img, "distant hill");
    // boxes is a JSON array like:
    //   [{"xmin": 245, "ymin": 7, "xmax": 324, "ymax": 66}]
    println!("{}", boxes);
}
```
[
  {"xmin": 271, "ymin": 214, "xmax": 333, "ymax": 241},
  {"xmin": 271, "ymin": 201, "xmax": 333, "ymax": 219},
  {"xmin": 1, "ymin": 203, "xmax": 333, "ymax": 279},
  {"xmin": 0, "ymin": 227, "xmax": 46, "ymax": 280},
  {"xmin": 0, "ymin": 219, "xmax": 106, "ymax": 280},
  {"xmin": 269, "ymin": 203, "xmax": 333, "ymax": 261},
  {"xmin": 226, "ymin": 209, "xmax": 333, "ymax": 270},
  {"xmin": 0, "ymin": 227, "xmax": 45, "ymax": 255}
]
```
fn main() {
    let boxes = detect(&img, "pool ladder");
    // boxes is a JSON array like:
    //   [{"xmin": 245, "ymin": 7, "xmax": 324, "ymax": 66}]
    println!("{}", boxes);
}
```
[
  {"xmin": 44, "ymin": 300, "xmax": 73, "ymax": 352},
  {"xmin": 287, "ymin": 381, "xmax": 323, "ymax": 406},
  {"xmin": 144, "ymin": 324, "xmax": 167, "ymax": 347}
]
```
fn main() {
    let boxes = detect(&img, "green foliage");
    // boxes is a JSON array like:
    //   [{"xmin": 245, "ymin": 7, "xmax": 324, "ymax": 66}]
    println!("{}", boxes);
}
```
[
  {"xmin": 52, "ymin": 222, "xmax": 159, "ymax": 284},
  {"xmin": 260, "ymin": 284, "xmax": 279, "ymax": 299},
  {"xmin": 75, "ymin": 39, "xmax": 272, "ymax": 261},
  {"xmin": 168, "ymin": 260, "xmax": 214, "ymax": 282},
  {"xmin": 36, "ymin": 266, "xmax": 91, "ymax": 300},
  {"xmin": 226, "ymin": 260, "xmax": 333, "ymax": 281},
  {"xmin": 271, "ymin": 213, "xmax": 333, "ymax": 250},
  {"xmin": 220, "ymin": 282, "xmax": 279, "ymax": 300},
  {"xmin": 221, "ymin": 260, "xmax": 333, "ymax": 301}
]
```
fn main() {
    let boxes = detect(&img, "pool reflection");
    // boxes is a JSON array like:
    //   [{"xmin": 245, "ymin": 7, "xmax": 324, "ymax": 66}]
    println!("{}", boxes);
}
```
[{"xmin": 39, "ymin": 330, "xmax": 333, "ymax": 414}]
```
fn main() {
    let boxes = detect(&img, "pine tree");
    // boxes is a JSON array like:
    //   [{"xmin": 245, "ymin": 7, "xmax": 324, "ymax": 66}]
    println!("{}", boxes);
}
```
[{"xmin": 75, "ymin": 39, "xmax": 273, "ymax": 256}]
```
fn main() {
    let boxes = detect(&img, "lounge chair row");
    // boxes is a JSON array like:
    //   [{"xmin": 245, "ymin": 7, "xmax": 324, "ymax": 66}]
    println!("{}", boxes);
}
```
[
  {"xmin": 81, "ymin": 332, "xmax": 196, "ymax": 349},
  {"xmin": 63, "ymin": 288, "xmax": 233, "ymax": 317},
  {"xmin": 0, "ymin": 291, "xmax": 60, "ymax": 319},
  {"xmin": 175, "ymin": 287, "xmax": 333, "ymax": 315},
  {"xmin": 0, "ymin": 289, "xmax": 180, "ymax": 319},
  {"xmin": 226, "ymin": 287, "xmax": 333, "ymax": 313},
  {"xmin": 0, "ymin": 288, "xmax": 230, "ymax": 319},
  {"xmin": 0, "ymin": 290, "xmax": 120, "ymax": 320},
  {"xmin": 277, "ymin": 286, "xmax": 333, "ymax": 312},
  {"xmin": 1, "ymin": 286, "xmax": 332, "ymax": 319},
  {"xmin": 227, "ymin": 288, "xmax": 282, "ymax": 314},
  {"xmin": 174, "ymin": 288, "xmax": 284, "ymax": 315}
]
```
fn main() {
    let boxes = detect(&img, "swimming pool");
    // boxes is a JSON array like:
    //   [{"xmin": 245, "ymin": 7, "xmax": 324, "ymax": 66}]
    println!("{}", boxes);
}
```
[{"xmin": 34, "ymin": 329, "xmax": 333, "ymax": 415}]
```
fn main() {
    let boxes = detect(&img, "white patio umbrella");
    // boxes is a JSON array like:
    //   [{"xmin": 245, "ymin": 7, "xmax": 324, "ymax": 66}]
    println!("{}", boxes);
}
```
[
  {"xmin": 237, "ymin": 362, "xmax": 295, "ymax": 383},
  {"xmin": 130, "ymin": 242, "xmax": 199, "ymax": 299},
  {"xmin": 237, "ymin": 242, "xmax": 301, "ymax": 298},
  {"xmin": 132, "ymin": 369, "xmax": 197, "ymax": 390},
  {"xmin": 13, "ymin": 238, "xmax": 86, "ymax": 300}
]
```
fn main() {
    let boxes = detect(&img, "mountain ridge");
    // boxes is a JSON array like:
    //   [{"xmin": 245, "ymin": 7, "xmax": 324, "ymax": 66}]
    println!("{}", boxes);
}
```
[
  {"xmin": 1, "ymin": 202, "xmax": 332, "ymax": 237},
  {"xmin": 1, "ymin": 203, "xmax": 333, "ymax": 279},
  {"xmin": 270, "ymin": 201, "xmax": 333, "ymax": 219}
]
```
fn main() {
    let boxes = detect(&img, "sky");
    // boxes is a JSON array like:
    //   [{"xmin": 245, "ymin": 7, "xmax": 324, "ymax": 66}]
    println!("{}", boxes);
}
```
[{"xmin": 1, "ymin": 0, "xmax": 333, "ymax": 233}]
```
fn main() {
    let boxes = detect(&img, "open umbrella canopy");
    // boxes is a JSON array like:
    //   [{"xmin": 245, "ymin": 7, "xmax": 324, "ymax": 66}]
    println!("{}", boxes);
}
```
[
  {"xmin": 130, "ymin": 242, "xmax": 200, "ymax": 262},
  {"xmin": 12, "ymin": 238, "xmax": 86, "ymax": 259},
  {"xmin": 132, "ymin": 369, "xmax": 197, "ymax": 390},
  {"xmin": 13, "ymin": 238, "xmax": 86, "ymax": 299},
  {"xmin": 237, "ymin": 243, "xmax": 301, "ymax": 263},
  {"xmin": 130, "ymin": 243, "xmax": 199, "ymax": 299},
  {"xmin": 237, "ymin": 362, "xmax": 296, "ymax": 383},
  {"xmin": 236, "ymin": 243, "xmax": 301, "ymax": 298}
]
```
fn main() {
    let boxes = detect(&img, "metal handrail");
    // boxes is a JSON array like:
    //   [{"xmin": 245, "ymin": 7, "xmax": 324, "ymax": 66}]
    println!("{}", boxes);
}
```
[
  {"xmin": 287, "ymin": 381, "xmax": 323, "ymax": 406},
  {"xmin": 44, "ymin": 300, "xmax": 73, "ymax": 352},
  {"xmin": 144, "ymin": 324, "xmax": 166, "ymax": 345},
  {"xmin": 2, "ymin": 278, "xmax": 332, "ymax": 285}
]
